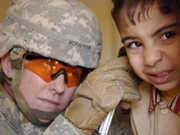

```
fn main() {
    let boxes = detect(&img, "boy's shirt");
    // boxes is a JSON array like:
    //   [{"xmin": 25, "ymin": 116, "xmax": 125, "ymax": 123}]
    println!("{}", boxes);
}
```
[
  {"xmin": 131, "ymin": 81, "xmax": 180, "ymax": 135},
  {"xmin": 149, "ymin": 86, "xmax": 180, "ymax": 115}
]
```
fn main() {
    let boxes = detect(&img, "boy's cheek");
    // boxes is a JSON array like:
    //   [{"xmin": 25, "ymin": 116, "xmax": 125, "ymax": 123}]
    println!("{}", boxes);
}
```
[
  {"xmin": 128, "ymin": 58, "xmax": 143, "ymax": 77},
  {"xmin": 127, "ymin": 56, "xmax": 137, "ymax": 67}
]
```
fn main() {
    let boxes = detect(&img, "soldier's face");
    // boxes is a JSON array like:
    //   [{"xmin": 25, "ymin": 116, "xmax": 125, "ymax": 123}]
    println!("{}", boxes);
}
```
[{"xmin": 18, "ymin": 59, "xmax": 77, "ymax": 122}]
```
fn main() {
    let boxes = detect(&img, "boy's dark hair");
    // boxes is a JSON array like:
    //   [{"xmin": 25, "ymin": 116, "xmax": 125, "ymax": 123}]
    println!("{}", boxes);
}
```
[{"xmin": 111, "ymin": 0, "xmax": 180, "ymax": 25}]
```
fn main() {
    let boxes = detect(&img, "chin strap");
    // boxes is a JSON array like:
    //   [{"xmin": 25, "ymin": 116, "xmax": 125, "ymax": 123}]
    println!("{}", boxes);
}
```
[{"xmin": 9, "ymin": 47, "xmax": 63, "ymax": 125}]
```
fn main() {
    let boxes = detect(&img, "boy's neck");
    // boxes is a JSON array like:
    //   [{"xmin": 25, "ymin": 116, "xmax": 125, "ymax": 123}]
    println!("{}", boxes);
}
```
[{"xmin": 161, "ymin": 85, "xmax": 180, "ymax": 102}]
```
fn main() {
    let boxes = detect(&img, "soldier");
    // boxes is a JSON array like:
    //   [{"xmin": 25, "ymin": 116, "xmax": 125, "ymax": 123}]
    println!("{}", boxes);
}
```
[{"xmin": 0, "ymin": 0, "xmax": 102, "ymax": 134}]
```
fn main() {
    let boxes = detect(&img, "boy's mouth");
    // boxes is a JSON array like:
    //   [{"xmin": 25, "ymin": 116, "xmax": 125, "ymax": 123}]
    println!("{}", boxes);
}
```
[{"xmin": 146, "ymin": 70, "xmax": 173, "ymax": 84}]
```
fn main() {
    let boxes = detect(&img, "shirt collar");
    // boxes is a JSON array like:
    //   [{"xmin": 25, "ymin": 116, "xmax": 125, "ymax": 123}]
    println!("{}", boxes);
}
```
[{"xmin": 148, "ymin": 85, "xmax": 180, "ymax": 115}]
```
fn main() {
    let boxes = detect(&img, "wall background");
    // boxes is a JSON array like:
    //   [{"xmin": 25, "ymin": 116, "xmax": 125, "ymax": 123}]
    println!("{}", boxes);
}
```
[{"xmin": 0, "ymin": 0, "xmax": 123, "ymax": 64}]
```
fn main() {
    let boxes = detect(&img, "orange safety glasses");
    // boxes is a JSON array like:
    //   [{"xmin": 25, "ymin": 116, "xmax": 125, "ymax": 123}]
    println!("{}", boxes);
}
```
[{"xmin": 23, "ymin": 54, "xmax": 83, "ymax": 87}]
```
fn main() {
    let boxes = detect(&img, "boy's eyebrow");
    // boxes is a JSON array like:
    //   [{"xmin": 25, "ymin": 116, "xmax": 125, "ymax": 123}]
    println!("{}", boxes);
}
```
[
  {"xmin": 121, "ymin": 36, "xmax": 137, "ymax": 43},
  {"xmin": 151, "ymin": 23, "xmax": 180, "ymax": 37},
  {"xmin": 121, "ymin": 23, "xmax": 180, "ymax": 43}
]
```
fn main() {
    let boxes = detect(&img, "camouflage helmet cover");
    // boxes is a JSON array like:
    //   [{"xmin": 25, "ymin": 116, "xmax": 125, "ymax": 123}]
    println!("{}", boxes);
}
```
[{"xmin": 0, "ymin": 0, "xmax": 102, "ymax": 68}]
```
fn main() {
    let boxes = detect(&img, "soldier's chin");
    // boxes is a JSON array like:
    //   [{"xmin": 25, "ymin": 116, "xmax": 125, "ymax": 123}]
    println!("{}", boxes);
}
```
[{"xmin": 39, "ymin": 119, "xmax": 52, "ymax": 123}]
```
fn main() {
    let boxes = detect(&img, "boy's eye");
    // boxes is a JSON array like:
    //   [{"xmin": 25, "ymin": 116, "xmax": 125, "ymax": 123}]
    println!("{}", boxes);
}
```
[
  {"xmin": 161, "ymin": 32, "xmax": 176, "ymax": 41},
  {"xmin": 127, "ymin": 42, "xmax": 142, "ymax": 49}
]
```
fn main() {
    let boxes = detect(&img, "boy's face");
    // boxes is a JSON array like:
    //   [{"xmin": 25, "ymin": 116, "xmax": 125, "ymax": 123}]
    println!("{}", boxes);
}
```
[
  {"xmin": 118, "ymin": 3, "xmax": 180, "ymax": 91},
  {"xmin": 19, "ymin": 58, "xmax": 77, "ymax": 122}
]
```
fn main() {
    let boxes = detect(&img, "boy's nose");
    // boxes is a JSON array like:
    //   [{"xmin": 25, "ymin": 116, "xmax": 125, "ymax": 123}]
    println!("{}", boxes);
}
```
[
  {"xmin": 49, "ymin": 74, "xmax": 66, "ymax": 94},
  {"xmin": 143, "ymin": 47, "xmax": 162, "ymax": 67}
]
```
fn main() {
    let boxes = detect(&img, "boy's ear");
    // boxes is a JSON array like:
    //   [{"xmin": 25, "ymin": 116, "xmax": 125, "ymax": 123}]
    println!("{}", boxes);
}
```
[{"xmin": 1, "ymin": 53, "xmax": 13, "ymax": 78}]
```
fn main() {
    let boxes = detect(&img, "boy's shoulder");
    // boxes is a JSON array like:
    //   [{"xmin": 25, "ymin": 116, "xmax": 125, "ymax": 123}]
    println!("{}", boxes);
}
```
[{"xmin": 131, "ymin": 81, "xmax": 151, "ymax": 109}]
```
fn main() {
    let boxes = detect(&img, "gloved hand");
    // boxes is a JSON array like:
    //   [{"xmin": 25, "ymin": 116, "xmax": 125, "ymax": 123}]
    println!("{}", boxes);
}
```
[{"xmin": 65, "ymin": 56, "xmax": 141, "ymax": 135}]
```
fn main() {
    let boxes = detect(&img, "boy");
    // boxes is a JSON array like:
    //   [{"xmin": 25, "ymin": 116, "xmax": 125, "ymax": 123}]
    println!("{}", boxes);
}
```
[
  {"xmin": 111, "ymin": 0, "xmax": 180, "ymax": 134},
  {"xmin": 0, "ymin": 0, "xmax": 102, "ymax": 134}
]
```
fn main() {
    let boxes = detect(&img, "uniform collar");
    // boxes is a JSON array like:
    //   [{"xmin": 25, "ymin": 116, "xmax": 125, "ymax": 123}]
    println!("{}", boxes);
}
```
[{"xmin": 148, "ymin": 85, "xmax": 180, "ymax": 115}]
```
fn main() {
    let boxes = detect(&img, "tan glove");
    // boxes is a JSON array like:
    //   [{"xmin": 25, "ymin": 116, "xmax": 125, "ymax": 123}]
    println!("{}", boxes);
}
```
[{"xmin": 65, "ymin": 56, "xmax": 141, "ymax": 135}]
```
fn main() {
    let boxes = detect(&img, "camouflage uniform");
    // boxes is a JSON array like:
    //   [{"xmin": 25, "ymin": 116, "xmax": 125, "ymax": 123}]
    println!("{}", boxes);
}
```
[{"xmin": 0, "ymin": 0, "xmax": 102, "ymax": 134}]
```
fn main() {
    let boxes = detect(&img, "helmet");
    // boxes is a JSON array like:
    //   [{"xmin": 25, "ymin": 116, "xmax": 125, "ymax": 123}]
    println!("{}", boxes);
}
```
[
  {"xmin": 0, "ymin": 0, "xmax": 102, "ymax": 68},
  {"xmin": 0, "ymin": 0, "xmax": 102, "ymax": 125}
]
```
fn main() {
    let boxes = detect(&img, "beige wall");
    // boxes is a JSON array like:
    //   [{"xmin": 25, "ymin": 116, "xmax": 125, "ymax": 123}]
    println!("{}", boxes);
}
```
[
  {"xmin": 0, "ymin": 0, "xmax": 14, "ymax": 20},
  {"xmin": 0, "ymin": 0, "xmax": 122, "ymax": 64}
]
